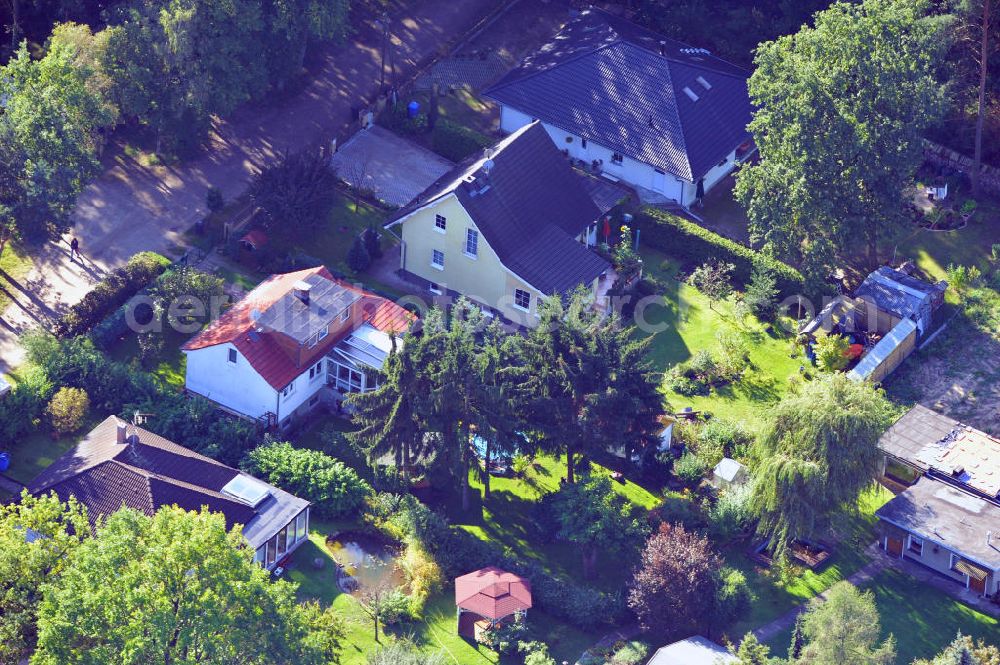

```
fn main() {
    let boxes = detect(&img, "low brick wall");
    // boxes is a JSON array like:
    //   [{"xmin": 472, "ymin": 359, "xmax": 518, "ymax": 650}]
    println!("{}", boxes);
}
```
[{"xmin": 923, "ymin": 139, "xmax": 1000, "ymax": 195}]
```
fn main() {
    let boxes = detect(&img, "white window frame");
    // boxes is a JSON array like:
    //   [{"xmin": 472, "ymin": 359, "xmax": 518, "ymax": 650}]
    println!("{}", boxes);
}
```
[
  {"xmin": 434, "ymin": 214, "xmax": 447, "ymax": 233},
  {"xmin": 227, "ymin": 348, "xmax": 238, "ymax": 364},
  {"xmin": 611, "ymin": 152, "xmax": 624, "ymax": 165},
  {"xmin": 428, "ymin": 282, "xmax": 442, "ymax": 295},
  {"xmin": 513, "ymin": 288, "xmax": 531, "ymax": 312},
  {"xmin": 317, "ymin": 326, "xmax": 329, "ymax": 341},
  {"xmin": 464, "ymin": 228, "xmax": 479, "ymax": 259},
  {"xmin": 282, "ymin": 381, "xmax": 296, "ymax": 399},
  {"xmin": 309, "ymin": 361, "xmax": 323, "ymax": 381},
  {"xmin": 907, "ymin": 535, "xmax": 923, "ymax": 557},
  {"xmin": 340, "ymin": 306, "xmax": 350, "ymax": 322},
  {"xmin": 431, "ymin": 249, "xmax": 445, "ymax": 270}
]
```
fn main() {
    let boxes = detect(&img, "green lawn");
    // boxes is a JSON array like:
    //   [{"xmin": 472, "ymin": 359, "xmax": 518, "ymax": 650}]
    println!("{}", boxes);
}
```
[
  {"xmin": 310, "ymin": 195, "xmax": 394, "ymax": 277},
  {"xmin": 638, "ymin": 247, "xmax": 802, "ymax": 432},
  {"xmin": 288, "ymin": 519, "xmax": 591, "ymax": 664},
  {"xmin": 897, "ymin": 199, "xmax": 1000, "ymax": 280},
  {"xmin": 4, "ymin": 414, "xmax": 107, "ymax": 484},
  {"xmin": 765, "ymin": 568, "xmax": 1000, "ymax": 662},
  {"xmin": 725, "ymin": 484, "xmax": 894, "ymax": 642},
  {"xmin": 0, "ymin": 244, "xmax": 36, "ymax": 313},
  {"xmin": 106, "ymin": 328, "xmax": 190, "ymax": 389}
]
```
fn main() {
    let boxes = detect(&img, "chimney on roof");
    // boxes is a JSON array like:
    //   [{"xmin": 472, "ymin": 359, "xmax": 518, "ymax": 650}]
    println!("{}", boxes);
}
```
[
  {"xmin": 116, "ymin": 421, "xmax": 128, "ymax": 444},
  {"xmin": 292, "ymin": 280, "xmax": 311, "ymax": 305},
  {"xmin": 659, "ymin": 40, "xmax": 666, "ymax": 56}
]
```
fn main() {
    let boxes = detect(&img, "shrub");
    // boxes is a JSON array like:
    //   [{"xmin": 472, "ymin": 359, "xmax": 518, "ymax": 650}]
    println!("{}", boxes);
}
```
[
  {"xmin": 814, "ymin": 333, "xmax": 850, "ymax": 372},
  {"xmin": 674, "ymin": 452, "xmax": 706, "ymax": 485},
  {"xmin": 715, "ymin": 331, "xmax": 751, "ymax": 382},
  {"xmin": 608, "ymin": 640, "xmax": 651, "ymax": 665},
  {"xmin": 519, "ymin": 641, "xmax": 556, "ymax": 665},
  {"xmin": 744, "ymin": 264, "xmax": 779, "ymax": 321},
  {"xmin": 636, "ymin": 207, "xmax": 807, "ymax": 297},
  {"xmin": 480, "ymin": 610, "xmax": 527, "ymax": 654},
  {"xmin": 688, "ymin": 349, "xmax": 718, "ymax": 380},
  {"xmin": 399, "ymin": 543, "xmax": 443, "ymax": 618},
  {"xmin": 54, "ymin": 252, "xmax": 170, "ymax": 338},
  {"xmin": 377, "ymin": 589, "xmax": 411, "ymax": 626},
  {"xmin": 46, "ymin": 387, "xmax": 90, "ymax": 435},
  {"xmin": 244, "ymin": 442, "xmax": 373, "ymax": 518},
  {"xmin": 708, "ymin": 482, "xmax": 755, "ymax": 540},
  {"xmin": 205, "ymin": 186, "xmax": 225, "ymax": 213},
  {"xmin": 363, "ymin": 224, "xmax": 382, "ymax": 259},
  {"xmin": 0, "ymin": 367, "xmax": 52, "ymax": 443},
  {"xmin": 431, "ymin": 118, "xmax": 493, "ymax": 162},
  {"xmin": 694, "ymin": 418, "xmax": 754, "ymax": 464},
  {"xmin": 380, "ymin": 104, "xmax": 428, "ymax": 136},
  {"xmin": 713, "ymin": 566, "xmax": 752, "ymax": 629},
  {"xmin": 347, "ymin": 235, "xmax": 371, "ymax": 272},
  {"xmin": 663, "ymin": 368, "xmax": 705, "ymax": 397}
]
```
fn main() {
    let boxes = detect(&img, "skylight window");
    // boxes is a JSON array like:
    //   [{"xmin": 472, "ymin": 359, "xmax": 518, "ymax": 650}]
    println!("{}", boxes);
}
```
[
  {"xmin": 682, "ymin": 87, "xmax": 700, "ymax": 102},
  {"xmin": 696, "ymin": 76, "xmax": 712, "ymax": 90},
  {"xmin": 222, "ymin": 475, "xmax": 271, "ymax": 507}
]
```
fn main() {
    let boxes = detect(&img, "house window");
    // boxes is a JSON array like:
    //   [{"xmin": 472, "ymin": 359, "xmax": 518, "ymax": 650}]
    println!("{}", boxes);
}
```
[
  {"xmin": 254, "ymin": 545, "xmax": 266, "ymax": 565},
  {"xmin": 611, "ymin": 152, "xmax": 624, "ymax": 165},
  {"xmin": 317, "ymin": 326, "xmax": 329, "ymax": 342},
  {"xmin": 717, "ymin": 157, "xmax": 729, "ymax": 168},
  {"xmin": 266, "ymin": 537, "xmax": 277, "ymax": 566},
  {"xmin": 908, "ymin": 536, "xmax": 923, "ymax": 556},
  {"xmin": 277, "ymin": 526, "xmax": 287, "ymax": 557},
  {"xmin": 428, "ymin": 282, "xmax": 442, "ymax": 295},
  {"xmin": 228, "ymin": 348, "xmax": 237, "ymax": 364},
  {"xmin": 581, "ymin": 138, "xmax": 588, "ymax": 149},
  {"xmin": 431, "ymin": 249, "xmax": 445, "ymax": 270},
  {"xmin": 282, "ymin": 381, "xmax": 296, "ymax": 399},
  {"xmin": 434, "ymin": 214, "xmax": 447, "ymax": 232},
  {"xmin": 465, "ymin": 229, "xmax": 478, "ymax": 258},
  {"xmin": 514, "ymin": 288, "xmax": 531, "ymax": 311},
  {"xmin": 340, "ymin": 305, "xmax": 350, "ymax": 322},
  {"xmin": 295, "ymin": 512, "xmax": 306, "ymax": 542},
  {"xmin": 309, "ymin": 361, "xmax": 323, "ymax": 381}
]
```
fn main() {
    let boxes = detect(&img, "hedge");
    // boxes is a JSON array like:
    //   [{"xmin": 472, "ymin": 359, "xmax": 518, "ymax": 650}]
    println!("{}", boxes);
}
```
[
  {"xmin": 431, "ymin": 119, "xmax": 493, "ymax": 162},
  {"xmin": 55, "ymin": 252, "xmax": 171, "ymax": 339},
  {"xmin": 635, "ymin": 207, "xmax": 806, "ymax": 297}
]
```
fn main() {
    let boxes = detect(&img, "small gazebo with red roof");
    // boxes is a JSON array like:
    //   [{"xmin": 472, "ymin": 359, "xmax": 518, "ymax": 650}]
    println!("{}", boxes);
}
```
[{"xmin": 454, "ymin": 566, "xmax": 532, "ymax": 640}]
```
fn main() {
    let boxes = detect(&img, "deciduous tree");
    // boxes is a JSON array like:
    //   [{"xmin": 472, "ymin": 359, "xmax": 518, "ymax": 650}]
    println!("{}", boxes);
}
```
[
  {"xmin": 736, "ymin": 0, "xmax": 949, "ymax": 281},
  {"xmin": 750, "ymin": 374, "xmax": 895, "ymax": 559},
  {"xmin": 794, "ymin": 582, "xmax": 895, "ymax": 665},
  {"xmin": 628, "ymin": 522, "xmax": 723, "ymax": 640},
  {"xmin": 33, "ymin": 506, "xmax": 343, "ymax": 664},
  {"xmin": 251, "ymin": 149, "xmax": 338, "ymax": 244},
  {"xmin": 0, "ymin": 492, "xmax": 89, "ymax": 663}
]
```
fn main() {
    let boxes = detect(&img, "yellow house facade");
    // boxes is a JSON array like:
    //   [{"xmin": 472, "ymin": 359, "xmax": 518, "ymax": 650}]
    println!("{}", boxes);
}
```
[{"xmin": 385, "ymin": 122, "xmax": 613, "ymax": 328}]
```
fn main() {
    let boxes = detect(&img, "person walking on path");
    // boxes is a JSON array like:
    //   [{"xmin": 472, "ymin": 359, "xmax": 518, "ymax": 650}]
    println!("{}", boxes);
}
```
[{"xmin": 69, "ymin": 236, "xmax": 80, "ymax": 262}]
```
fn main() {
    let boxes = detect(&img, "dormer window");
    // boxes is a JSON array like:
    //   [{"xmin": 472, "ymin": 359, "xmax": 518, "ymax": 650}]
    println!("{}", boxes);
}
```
[{"xmin": 340, "ymin": 306, "xmax": 350, "ymax": 322}]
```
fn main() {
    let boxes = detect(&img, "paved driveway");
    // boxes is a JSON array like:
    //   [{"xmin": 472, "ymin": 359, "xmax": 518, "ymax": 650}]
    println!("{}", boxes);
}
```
[
  {"xmin": 0, "ymin": 0, "xmax": 505, "ymax": 373},
  {"xmin": 329, "ymin": 125, "xmax": 454, "ymax": 207}
]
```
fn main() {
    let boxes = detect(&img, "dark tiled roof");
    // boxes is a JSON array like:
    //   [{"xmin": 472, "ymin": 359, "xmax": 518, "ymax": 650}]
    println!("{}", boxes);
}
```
[
  {"xmin": 876, "ymin": 477, "xmax": 1000, "ymax": 570},
  {"xmin": 28, "ymin": 416, "xmax": 309, "ymax": 549},
  {"xmin": 854, "ymin": 267, "xmax": 947, "ymax": 319},
  {"xmin": 183, "ymin": 267, "xmax": 415, "ymax": 390},
  {"xmin": 388, "ymin": 122, "xmax": 609, "ymax": 295},
  {"xmin": 484, "ymin": 8, "xmax": 752, "ymax": 182}
]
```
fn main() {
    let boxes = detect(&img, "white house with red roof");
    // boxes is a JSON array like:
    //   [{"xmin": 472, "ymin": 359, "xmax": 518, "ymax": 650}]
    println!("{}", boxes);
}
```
[{"xmin": 182, "ymin": 267, "xmax": 415, "ymax": 429}]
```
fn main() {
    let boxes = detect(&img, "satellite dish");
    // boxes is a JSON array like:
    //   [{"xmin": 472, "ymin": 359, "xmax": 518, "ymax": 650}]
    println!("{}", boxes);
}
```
[
  {"xmin": 250, "ymin": 308, "xmax": 261, "ymax": 322},
  {"xmin": 482, "ymin": 159, "xmax": 495, "ymax": 175}
]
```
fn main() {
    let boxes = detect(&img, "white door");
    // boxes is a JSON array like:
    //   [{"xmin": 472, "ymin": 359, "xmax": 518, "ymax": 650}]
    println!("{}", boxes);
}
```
[{"xmin": 651, "ymin": 169, "xmax": 667, "ymax": 192}]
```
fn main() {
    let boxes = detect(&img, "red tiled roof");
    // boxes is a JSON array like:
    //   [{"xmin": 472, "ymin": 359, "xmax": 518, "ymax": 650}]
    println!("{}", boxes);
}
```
[
  {"xmin": 182, "ymin": 267, "xmax": 415, "ymax": 390},
  {"xmin": 455, "ymin": 567, "xmax": 532, "ymax": 620}
]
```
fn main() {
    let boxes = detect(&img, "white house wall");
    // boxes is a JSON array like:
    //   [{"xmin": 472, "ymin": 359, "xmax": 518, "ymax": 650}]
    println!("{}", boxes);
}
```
[
  {"xmin": 184, "ymin": 344, "xmax": 279, "ymax": 419},
  {"xmin": 274, "ymin": 362, "xmax": 328, "ymax": 423},
  {"xmin": 499, "ymin": 104, "xmax": 737, "ymax": 206}
]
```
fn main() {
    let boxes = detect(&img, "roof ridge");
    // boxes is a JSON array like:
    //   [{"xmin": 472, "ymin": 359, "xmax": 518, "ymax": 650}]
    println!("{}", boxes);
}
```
[{"xmin": 486, "ymin": 37, "xmax": 623, "ymax": 96}]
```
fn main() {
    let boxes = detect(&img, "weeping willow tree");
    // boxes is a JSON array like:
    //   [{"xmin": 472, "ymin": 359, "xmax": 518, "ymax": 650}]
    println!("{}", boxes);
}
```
[{"xmin": 750, "ymin": 374, "xmax": 896, "ymax": 560}]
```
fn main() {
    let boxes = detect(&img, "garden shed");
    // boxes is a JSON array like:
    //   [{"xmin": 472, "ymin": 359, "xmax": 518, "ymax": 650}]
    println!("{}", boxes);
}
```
[
  {"xmin": 848, "ymin": 317, "xmax": 917, "ymax": 384},
  {"xmin": 853, "ymin": 266, "xmax": 946, "ymax": 335},
  {"xmin": 711, "ymin": 458, "xmax": 749, "ymax": 489},
  {"xmin": 454, "ymin": 567, "xmax": 532, "ymax": 640},
  {"xmin": 647, "ymin": 636, "xmax": 738, "ymax": 664}
]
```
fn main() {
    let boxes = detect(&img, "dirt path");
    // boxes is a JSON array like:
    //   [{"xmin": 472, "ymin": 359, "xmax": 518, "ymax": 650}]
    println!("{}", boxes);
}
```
[{"xmin": 0, "ymin": 0, "xmax": 504, "ymax": 374}]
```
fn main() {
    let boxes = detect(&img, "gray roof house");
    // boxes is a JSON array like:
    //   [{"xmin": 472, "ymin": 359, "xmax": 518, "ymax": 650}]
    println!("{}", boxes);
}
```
[
  {"xmin": 875, "ymin": 405, "xmax": 1000, "ymax": 599},
  {"xmin": 385, "ymin": 122, "xmax": 614, "ymax": 326},
  {"xmin": 484, "ymin": 8, "xmax": 754, "ymax": 207},
  {"xmin": 28, "ymin": 415, "xmax": 310, "ymax": 570},
  {"xmin": 876, "ymin": 478, "xmax": 1000, "ymax": 598}
]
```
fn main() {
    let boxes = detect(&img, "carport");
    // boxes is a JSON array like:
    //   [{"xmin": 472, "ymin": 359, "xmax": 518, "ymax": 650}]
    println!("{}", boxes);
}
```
[{"xmin": 329, "ymin": 126, "xmax": 455, "ymax": 208}]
